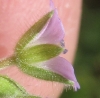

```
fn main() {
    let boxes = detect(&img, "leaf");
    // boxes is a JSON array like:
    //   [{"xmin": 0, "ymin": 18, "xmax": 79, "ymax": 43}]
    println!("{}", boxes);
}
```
[
  {"xmin": 16, "ymin": 44, "xmax": 63, "ymax": 64},
  {"xmin": 15, "ymin": 11, "xmax": 54, "ymax": 52},
  {"xmin": 0, "ymin": 75, "xmax": 40, "ymax": 98}
]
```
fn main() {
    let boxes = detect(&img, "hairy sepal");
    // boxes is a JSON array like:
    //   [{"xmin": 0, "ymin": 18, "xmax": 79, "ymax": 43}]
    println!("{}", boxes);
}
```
[
  {"xmin": 16, "ymin": 44, "xmax": 63, "ymax": 64},
  {"xmin": 15, "ymin": 11, "xmax": 54, "ymax": 52},
  {"xmin": 17, "ymin": 62, "xmax": 74, "ymax": 87}
]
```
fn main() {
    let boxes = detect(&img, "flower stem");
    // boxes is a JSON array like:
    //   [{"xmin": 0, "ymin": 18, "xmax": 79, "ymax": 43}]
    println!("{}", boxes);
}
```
[{"xmin": 0, "ymin": 56, "xmax": 16, "ymax": 69}]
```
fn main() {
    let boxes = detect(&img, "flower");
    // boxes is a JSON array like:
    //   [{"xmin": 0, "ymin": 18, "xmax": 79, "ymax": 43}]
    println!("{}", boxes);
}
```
[{"xmin": 0, "ymin": 0, "xmax": 80, "ymax": 91}]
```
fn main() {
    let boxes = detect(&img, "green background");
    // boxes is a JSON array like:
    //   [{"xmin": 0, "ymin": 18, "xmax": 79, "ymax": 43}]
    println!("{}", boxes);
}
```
[{"xmin": 60, "ymin": 0, "xmax": 100, "ymax": 98}]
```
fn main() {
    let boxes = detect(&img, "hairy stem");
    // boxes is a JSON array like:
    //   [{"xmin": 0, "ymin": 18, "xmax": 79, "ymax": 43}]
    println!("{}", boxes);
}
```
[{"xmin": 0, "ymin": 56, "xmax": 15, "ymax": 69}]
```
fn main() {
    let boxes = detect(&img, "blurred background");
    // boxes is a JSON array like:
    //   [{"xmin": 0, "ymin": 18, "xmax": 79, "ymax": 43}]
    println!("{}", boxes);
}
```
[{"xmin": 60, "ymin": 0, "xmax": 100, "ymax": 98}]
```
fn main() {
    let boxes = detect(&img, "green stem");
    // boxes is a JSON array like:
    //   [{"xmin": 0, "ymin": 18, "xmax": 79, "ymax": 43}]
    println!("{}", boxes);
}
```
[{"xmin": 0, "ymin": 56, "xmax": 16, "ymax": 69}]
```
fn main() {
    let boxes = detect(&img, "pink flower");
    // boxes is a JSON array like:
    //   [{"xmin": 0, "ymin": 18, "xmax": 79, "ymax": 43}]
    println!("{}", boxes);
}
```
[{"xmin": 16, "ymin": 0, "xmax": 80, "ymax": 91}]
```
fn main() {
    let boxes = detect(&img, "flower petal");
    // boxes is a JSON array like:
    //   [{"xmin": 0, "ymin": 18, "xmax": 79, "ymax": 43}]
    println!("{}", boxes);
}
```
[
  {"xmin": 46, "ymin": 57, "xmax": 80, "ymax": 91},
  {"xmin": 25, "ymin": 1, "xmax": 65, "ymax": 47},
  {"xmin": 34, "ymin": 9, "xmax": 65, "ymax": 45}
]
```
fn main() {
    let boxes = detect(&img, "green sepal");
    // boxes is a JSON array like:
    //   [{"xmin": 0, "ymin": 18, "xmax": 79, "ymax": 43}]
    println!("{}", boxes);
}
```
[
  {"xmin": 15, "ymin": 10, "xmax": 54, "ymax": 52},
  {"xmin": 18, "ymin": 63, "xmax": 74, "ymax": 86},
  {"xmin": 16, "ymin": 44, "xmax": 63, "ymax": 63},
  {"xmin": 0, "ymin": 75, "xmax": 40, "ymax": 98}
]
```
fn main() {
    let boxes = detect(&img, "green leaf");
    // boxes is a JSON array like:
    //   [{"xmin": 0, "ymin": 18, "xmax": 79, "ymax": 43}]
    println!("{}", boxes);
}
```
[
  {"xmin": 16, "ymin": 44, "xmax": 63, "ymax": 64},
  {"xmin": 0, "ymin": 75, "xmax": 26, "ymax": 97},
  {"xmin": 18, "ymin": 63, "xmax": 74, "ymax": 87},
  {"xmin": 0, "ymin": 75, "xmax": 40, "ymax": 98},
  {"xmin": 15, "ymin": 11, "xmax": 54, "ymax": 52}
]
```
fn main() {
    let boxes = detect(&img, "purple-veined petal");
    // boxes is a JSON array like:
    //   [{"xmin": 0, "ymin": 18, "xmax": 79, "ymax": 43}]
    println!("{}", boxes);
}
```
[{"xmin": 45, "ymin": 57, "xmax": 80, "ymax": 91}]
